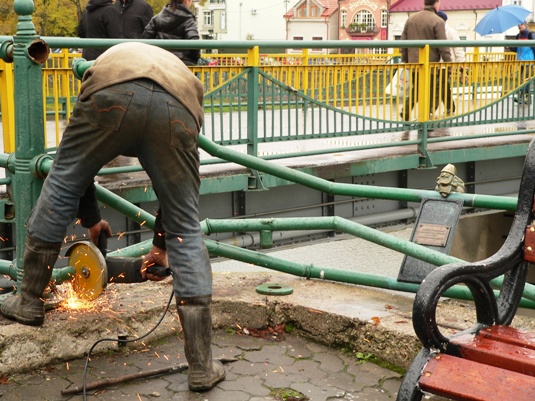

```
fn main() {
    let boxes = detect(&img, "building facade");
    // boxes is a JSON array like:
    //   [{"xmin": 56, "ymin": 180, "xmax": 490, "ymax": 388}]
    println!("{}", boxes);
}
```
[
  {"xmin": 195, "ymin": 0, "xmax": 228, "ymax": 41},
  {"xmin": 338, "ymin": 0, "xmax": 391, "ymax": 42},
  {"xmin": 193, "ymin": 0, "xmax": 535, "ymax": 54},
  {"xmin": 284, "ymin": 0, "xmax": 339, "ymax": 53},
  {"xmin": 389, "ymin": 0, "xmax": 534, "ymax": 44}
]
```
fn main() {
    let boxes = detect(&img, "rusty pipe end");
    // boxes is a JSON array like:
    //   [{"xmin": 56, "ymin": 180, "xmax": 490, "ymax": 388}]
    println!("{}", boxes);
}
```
[
  {"xmin": 0, "ymin": 40, "xmax": 14, "ymax": 63},
  {"xmin": 27, "ymin": 39, "xmax": 49, "ymax": 64}
]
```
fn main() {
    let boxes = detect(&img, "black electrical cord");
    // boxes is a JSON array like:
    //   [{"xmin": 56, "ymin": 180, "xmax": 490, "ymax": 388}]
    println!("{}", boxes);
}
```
[{"xmin": 81, "ymin": 289, "xmax": 174, "ymax": 401}]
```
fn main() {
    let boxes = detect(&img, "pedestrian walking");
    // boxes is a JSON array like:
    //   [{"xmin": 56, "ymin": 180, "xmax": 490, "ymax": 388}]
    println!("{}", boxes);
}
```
[
  {"xmin": 142, "ymin": 0, "xmax": 200, "ymax": 66},
  {"xmin": 77, "ymin": 0, "xmax": 123, "ymax": 60},
  {"xmin": 399, "ymin": 0, "xmax": 451, "ymax": 121},
  {"xmin": 437, "ymin": 10, "xmax": 466, "ymax": 116},
  {"xmin": 115, "ymin": 0, "xmax": 154, "ymax": 39},
  {"xmin": 0, "ymin": 42, "xmax": 225, "ymax": 392},
  {"xmin": 510, "ymin": 21, "xmax": 535, "ymax": 104}
]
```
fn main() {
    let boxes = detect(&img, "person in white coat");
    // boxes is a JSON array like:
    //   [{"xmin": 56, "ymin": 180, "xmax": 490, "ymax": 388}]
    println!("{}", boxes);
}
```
[{"xmin": 437, "ymin": 11, "xmax": 465, "ymax": 116}]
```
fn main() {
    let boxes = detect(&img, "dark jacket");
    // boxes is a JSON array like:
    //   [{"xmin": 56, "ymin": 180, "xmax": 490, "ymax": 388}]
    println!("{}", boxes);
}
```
[
  {"xmin": 114, "ymin": 0, "xmax": 154, "ymax": 39},
  {"xmin": 142, "ymin": 3, "xmax": 200, "ymax": 65},
  {"xmin": 77, "ymin": 0, "xmax": 123, "ymax": 60},
  {"xmin": 400, "ymin": 6, "xmax": 451, "ymax": 64}
]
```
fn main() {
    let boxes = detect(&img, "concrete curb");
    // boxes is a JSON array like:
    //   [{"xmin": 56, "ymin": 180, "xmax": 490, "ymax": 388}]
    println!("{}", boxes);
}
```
[{"xmin": 2, "ymin": 265, "xmax": 535, "ymax": 376}]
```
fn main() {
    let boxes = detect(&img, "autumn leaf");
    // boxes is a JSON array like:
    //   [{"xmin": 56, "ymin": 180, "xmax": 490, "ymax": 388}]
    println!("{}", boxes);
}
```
[{"xmin": 369, "ymin": 316, "xmax": 380, "ymax": 326}]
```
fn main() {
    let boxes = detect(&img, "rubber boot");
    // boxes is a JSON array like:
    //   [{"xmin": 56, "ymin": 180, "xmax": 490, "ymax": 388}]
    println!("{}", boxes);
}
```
[
  {"xmin": 0, "ymin": 235, "xmax": 61, "ymax": 326},
  {"xmin": 176, "ymin": 295, "xmax": 226, "ymax": 391}
]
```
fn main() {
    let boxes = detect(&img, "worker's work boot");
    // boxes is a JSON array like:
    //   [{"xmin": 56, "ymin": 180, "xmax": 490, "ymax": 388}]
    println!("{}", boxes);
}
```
[
  {"xmin": 0, "ymin": 235, "xmax": 61, "ymax": 326},
  {"xmin": 176, "ymin": 295, "xmax": 226, "ymax": 391}
]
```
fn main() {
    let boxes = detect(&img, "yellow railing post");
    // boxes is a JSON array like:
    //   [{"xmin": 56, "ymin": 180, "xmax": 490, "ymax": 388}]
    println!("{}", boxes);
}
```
[
  {"xmin": 302, "ymin": 49, "xmax": 309, "ymax": 92},
  {"xmin": 248, "ymin": 45, "xmax": 259, "ymax": 67},
  {"xmin": 417, "ymin": 45, "xmax": 431, "ymax": 122},
  {"xmin": 0, "ymin": 60, "xmax": 15, "ymax": 153}
]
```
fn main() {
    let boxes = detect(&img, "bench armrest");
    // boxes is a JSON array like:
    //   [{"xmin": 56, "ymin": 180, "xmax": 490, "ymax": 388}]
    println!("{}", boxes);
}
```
[{"xmin": 412, "ymin": 138, "xmax": 535, "ymax": 351}]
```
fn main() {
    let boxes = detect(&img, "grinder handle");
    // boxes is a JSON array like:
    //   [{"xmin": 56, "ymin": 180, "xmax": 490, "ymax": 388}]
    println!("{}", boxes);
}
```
[
  {"xmin": 97, "ymin": 230, "xmax": 108, "ymax": 258},
  {"xmin": 146, "ymin": 264, "xmax": 172, "ymax": 278}
]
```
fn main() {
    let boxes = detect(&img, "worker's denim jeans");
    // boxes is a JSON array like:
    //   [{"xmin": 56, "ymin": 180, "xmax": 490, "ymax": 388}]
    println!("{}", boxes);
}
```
[{"xmin": 27, "ymin": 79, "xmax": 212, "ymax": 298}]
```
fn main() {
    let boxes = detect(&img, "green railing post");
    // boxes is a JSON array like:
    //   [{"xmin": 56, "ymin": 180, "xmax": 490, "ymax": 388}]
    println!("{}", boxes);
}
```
[
  {"xmin": 247, "ymin": 46, "xmax": 259, "ymax": 157},
  {"xmin": 417, "ymin": 45, "xmax": 432, "ymax": 167},
  {"xmin": 11, "ymin": 0, "xmax": 49, "ymax": 288}
]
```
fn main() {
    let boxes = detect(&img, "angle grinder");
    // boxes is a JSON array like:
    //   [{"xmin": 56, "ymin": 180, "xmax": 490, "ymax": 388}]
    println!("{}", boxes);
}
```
[{"xmin": 66, "ymin": 232, "xmax": 170, "ymax": 300}]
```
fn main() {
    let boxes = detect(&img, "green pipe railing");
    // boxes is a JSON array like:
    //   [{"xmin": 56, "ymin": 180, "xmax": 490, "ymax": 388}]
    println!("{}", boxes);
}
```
[
  {"xmin": 204, "ymin": 239, "xmax": 535, "ymax": 310},
  {"xmin": 198, "ymin": 135, "xmax": 519, "ymax": 211},
  {"xmin": 38, "ymin": 37, "xmax": 535, "ymax": 52},
  {"xmin": 101, "ymin": 228, "xmax": 535, "ymax": 309},
  {"xmin": 203, "ymin": 217, "xmax": 462, "ymax": 266}
]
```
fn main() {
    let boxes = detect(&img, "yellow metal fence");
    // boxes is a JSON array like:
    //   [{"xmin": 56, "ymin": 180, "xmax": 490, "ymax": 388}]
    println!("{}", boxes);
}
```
[{"xmin": 0, "ymin": 47, "xmax": 528, "ymax": 152}]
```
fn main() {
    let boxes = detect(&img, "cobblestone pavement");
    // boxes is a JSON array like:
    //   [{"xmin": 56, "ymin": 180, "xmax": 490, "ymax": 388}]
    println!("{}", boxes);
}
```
[{"xmin": 0, "ymin": 329, "xmax": 403, "ymax": 401}]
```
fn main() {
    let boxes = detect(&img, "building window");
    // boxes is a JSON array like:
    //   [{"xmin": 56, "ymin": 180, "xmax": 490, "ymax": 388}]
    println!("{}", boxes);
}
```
[
  {"xmin": 352, "ymin": 10, "xmax": 376, "ymax": 31},
  {"xmin": 203, "ymin": 11, "xmax": 213, "ymax": 26},
  {"xmin": 341, "ymin": 9, "xmax": 347, "ymax": 27},
  {"xmin": 310, "ymin": 4, "xmax": 318, "ymax": 17},
  {"xmin": 381, "ymin": 9, "xmax": 388, "ymax": 28},
  {"xmin": 512, "ymin": 0, "xmax": 522, "ymax": 5},
  {"xmin": 297, "ymin": 4, "xmax": 306, "ymax": 18}
]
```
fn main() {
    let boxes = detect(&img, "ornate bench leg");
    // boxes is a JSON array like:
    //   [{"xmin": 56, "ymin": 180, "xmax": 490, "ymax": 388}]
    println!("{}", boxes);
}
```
[{"xmin": 396, "ymin": 348, "xmax": 432, "ymax": 401}]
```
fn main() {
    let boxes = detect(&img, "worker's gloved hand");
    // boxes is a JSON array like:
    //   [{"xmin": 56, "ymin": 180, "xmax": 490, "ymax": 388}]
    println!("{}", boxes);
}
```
[
  {"xmin": 88, "ymin": 219, "xmax": 112, "ymax": 247},
  {"xmin": 141, "ymin": 245, "xmax": 170, "ymax": 282}
]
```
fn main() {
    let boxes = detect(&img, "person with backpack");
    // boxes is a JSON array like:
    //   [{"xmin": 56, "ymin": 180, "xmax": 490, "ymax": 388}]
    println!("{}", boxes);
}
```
[{"xmin": 510, "ymin": 21, "xmax": 535, "ymax": 104}]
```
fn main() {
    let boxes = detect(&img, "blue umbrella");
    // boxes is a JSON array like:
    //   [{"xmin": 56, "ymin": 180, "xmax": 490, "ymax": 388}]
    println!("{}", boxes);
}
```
[{"xmin": 474, "ymin": 5, "xmax": 531, "ymax": 36}]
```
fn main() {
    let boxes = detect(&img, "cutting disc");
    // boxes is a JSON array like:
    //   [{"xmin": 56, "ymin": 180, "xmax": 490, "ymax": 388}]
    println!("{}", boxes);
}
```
[{"xmin": 66, "ymin": 241, "xmax": 108, "ymax": 300}]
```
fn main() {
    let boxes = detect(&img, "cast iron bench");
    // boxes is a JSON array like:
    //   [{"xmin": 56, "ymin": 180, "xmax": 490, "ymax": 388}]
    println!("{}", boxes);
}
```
[{"xmin": 396, "ymin": 138, "xmax": 535, "ymax": 401}]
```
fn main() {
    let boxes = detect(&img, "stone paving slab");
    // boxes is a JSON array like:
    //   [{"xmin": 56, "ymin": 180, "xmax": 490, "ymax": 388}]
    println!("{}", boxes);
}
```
[{"xmin": 0, "ymin": 330, "xmax": 403, "ymax": 401}]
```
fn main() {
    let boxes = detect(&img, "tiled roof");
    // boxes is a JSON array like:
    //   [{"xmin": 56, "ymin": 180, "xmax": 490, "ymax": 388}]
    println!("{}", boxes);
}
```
[
  {"xmin": 390, "ymin": 0, "xmax": 502, "ymax": 12},
  {"xmin": 317, "ymin": 0, "xmax": 339, "ymax": 17},
  {"xmin": 285, "ymin": 0, "xmax": 339, "ymax": 18}
]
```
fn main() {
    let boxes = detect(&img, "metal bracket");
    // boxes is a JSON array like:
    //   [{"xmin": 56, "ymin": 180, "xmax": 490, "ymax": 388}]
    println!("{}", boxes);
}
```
[{"xmin": 247, "ymin": 169, "xmax": 267, "ymax": 191}]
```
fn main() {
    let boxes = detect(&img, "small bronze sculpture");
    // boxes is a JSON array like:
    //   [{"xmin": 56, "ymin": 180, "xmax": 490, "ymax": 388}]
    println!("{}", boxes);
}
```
[{"xmin": 435, "ymin": 164, "xmax": 465, "ymax": 197}]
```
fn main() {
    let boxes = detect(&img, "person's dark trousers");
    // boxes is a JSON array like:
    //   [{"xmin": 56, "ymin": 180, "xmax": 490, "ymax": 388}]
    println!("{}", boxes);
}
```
[
  {"xmin": 402, "ymin": 72, "xmax": 439, "ymax": 120},
  {"xmin": 0, "ymin": 235, "xmax": 62, "ymax": 326},
  {"xmin": 401, "ymin": 72, "xmax": 419, "ymax": 121},
  {"xmin": 176, "ymin": 295, "xmax": 226, "ymax": 391},
  {"xmin": 428, "ymin": 72, "xmax": 442, "ymax": 116},
  {"xmin": 440, "ymin": 72, "xmax": 455, "ymax": 114},
  {"xmin": 516, "ymin": 65, "xmax": 533, "ymax": 103}
]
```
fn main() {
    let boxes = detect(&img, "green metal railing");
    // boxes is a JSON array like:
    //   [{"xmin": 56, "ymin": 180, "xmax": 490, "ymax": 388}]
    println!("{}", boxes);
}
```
[
  {"xmin": 2, "ymin": 3, "xmax": 535, "ymax": 311},
  {"xmin": 1, "ymin": 37, "xmax": 535, "ymax": 160}
]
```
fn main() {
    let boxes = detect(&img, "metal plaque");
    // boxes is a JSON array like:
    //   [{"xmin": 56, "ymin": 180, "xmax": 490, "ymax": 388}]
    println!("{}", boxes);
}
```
[
  {"xmin": 398, "ymin": 198, "xmax": 463, "ymax": 284},
  {"xmin": 414, "ymin": 223, "xmax": 451, "ymax": 247}
]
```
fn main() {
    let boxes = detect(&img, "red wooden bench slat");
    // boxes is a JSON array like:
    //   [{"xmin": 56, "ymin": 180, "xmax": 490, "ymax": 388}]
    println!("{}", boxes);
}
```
[
  {"xmin": 419, "ymin": 354, "xmax": 535, "ymax": 401},
  {"xmin": 450, "ymin": 330, "xmax": 535, "ymax": 376},
  {"xmin": 478, "ymin": 325, "xmax": 535, "ymax": 350}
]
